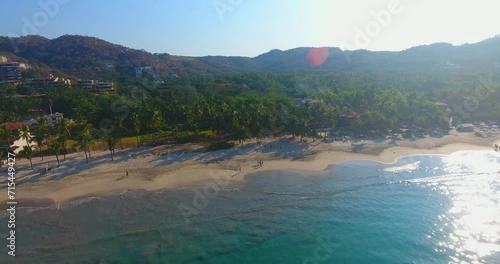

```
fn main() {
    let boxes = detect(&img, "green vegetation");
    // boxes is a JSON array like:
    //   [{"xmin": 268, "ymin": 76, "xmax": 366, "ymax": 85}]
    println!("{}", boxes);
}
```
[{"xmin": 1, "ymin": 35, "xmax": 499, "ymax": 167}]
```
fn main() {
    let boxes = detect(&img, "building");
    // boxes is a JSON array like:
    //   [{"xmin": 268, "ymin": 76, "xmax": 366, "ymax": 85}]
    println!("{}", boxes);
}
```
[
  {"xmin": 457, "ymin": 123, "xmax": 475, "ymax": 132},
  {"xmin": 28, "ymin": 107, "xmax": 45, "ymax": 117},
  {"xmin": 0, "ymin": 122, "xmax": 32, "ymax": 154},
  {"xmin": 76, "ymin": 80, "xmax": 116, "ymax": 93},
  {"xmin": 45, "ymin": 112, "xmax": 64, "ymax": 123},
  {"xmin": 26, "ymin": 75, "xmax": 71, "ymax": 92},
  {"xmin": 96, "ymin": 82, "xmax": 116, "ymax": 93},
  {"xmin": 0, "ymin": 62, "xmax": 22, "ymax": 84},
  {"xmin": 337, "ymin": 112, "xmax": 361, "ymax": 127},
  {"xmin": 76, "ymin": 80, "xmax": 97, "ymax": 89}
]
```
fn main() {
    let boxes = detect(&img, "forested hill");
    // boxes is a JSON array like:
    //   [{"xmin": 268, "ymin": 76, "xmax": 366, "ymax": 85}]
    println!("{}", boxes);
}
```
[{"xmin": 1, "ymin": 34, "xmax": 500, "ymax": 80}]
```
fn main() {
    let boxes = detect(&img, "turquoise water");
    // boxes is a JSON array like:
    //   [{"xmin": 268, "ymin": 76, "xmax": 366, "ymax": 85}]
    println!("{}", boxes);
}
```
[{"xmin": 1, "ymin": 151, "xmax": 500, "ymax": 263}]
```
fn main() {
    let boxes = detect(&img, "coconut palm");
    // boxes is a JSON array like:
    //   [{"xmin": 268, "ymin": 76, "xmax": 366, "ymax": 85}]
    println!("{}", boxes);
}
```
[
  {"xmin": 114, "ymin": 116, "xmax": 126, "ymax": 149},
  {"xmin": 74, "ymin": 131, "xmax": 92, "ymax": 164},
  {"xmin": 47, "ymin": 139, "xmax": 63, "ymax": 166},
  {"xmin": 57, "ymin": 118, "xmax": 73, "ymax": 160},
  {"xmin": 132, "ymin": 112, "xmax": 141, "ymax": 147},
  {"xmin": 101, "ymin": 129, "xmax": 118, "ymax": 161},
  {"xmin": 33, "ymin": 117, "xmax": 49, "ymax": 161},
  {"xmin": 18, "ymin": 125, "xmax": 32, "ymax": 147},
  {"xmin": 150, "ymin": 110, "xmax": 162, "ymax": 145},
  {"xmin": 18, "ymin": 145, "xmax": 34, "ymax": 169},
  {"xmin": 78, "ymin": 121, "xmax": 95, "ymax": 158}
]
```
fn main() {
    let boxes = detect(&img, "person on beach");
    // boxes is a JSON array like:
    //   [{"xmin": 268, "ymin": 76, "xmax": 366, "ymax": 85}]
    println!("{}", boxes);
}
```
[{"xmin": 126, "ymin": 170, "xmax": 129, "ymax": 176}]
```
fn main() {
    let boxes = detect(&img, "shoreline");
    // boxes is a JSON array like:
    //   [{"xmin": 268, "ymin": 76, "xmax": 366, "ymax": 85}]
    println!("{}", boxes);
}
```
[{"xmin": 1, "ymin": 134, "xmax": 498, "ymax": 206}]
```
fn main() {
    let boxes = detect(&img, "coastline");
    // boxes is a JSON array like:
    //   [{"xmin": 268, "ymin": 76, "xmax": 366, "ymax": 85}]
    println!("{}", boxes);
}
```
[{"xmin": 1, "ymin": 133, "xmax": 498, "ymax": 206}]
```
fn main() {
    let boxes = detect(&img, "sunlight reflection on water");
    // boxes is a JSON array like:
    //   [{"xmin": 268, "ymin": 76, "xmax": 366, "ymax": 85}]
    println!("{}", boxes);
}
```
[{"xmin": 417, "ymin": 151, "xmax": 500, "ymax": 263}]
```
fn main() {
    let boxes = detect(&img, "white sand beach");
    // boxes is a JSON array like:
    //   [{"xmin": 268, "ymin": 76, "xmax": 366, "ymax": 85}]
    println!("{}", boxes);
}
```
[{"xmin": 1, "ymin": 131, "xmax": 499, "ymax": 206}]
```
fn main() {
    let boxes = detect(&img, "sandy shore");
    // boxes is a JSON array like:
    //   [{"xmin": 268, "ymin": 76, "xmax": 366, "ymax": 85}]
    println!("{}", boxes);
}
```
[{"xmin": 1, "ymin": 131, "xmax": 499, "ymax": 205}]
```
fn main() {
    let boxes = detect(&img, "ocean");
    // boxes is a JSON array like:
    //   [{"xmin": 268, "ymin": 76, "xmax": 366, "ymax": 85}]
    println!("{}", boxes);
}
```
[{"xmin": 1, "ymin": 151, "xmax": 499, "ymax": 263}]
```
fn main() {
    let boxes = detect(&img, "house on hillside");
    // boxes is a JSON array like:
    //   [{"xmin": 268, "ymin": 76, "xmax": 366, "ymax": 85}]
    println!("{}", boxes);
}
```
[
  {"xmin": 26, "ymin": 75, "xmax": 71, "ymax": 93},
  {"xmin": 96, "ymin": 82, "xmax": 116, "ymax": 93},
  {"xmin": 77, "ymin": 80, "xmax": 97, "ymax": 89},
  {"xmin": 45, "ymin": 112, "xmax": 64, "ymax": 123}
]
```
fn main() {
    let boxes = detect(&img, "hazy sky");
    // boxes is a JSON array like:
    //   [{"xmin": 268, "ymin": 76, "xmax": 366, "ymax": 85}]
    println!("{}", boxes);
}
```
[{"xmin": 1, "ymin": 0, "xmax": 499, "ymax": 57}]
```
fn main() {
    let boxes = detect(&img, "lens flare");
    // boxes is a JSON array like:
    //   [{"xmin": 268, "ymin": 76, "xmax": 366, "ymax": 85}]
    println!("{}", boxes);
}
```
[{"xmin": 307, "ymin": 47, "xmax": 329, "ymax": 67}]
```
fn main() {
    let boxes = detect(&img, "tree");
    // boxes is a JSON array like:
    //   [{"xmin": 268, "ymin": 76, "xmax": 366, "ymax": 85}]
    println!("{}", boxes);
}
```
[
  {"xmin": 150, "ymin": 110, "xmax": 162, "ymax": 145},
  {"xmin": 33, "ymin": 117, "xmax": 49, "ymax": 161},
  {"xmin": 75, "ymin": 120, "xmax": 95, "ymax": 158},
  {"xmin": 231, "ymin": 125, "xmax": 248, "ymax": 145},
  {"xmin": 57, "ymin": 118, "xmax": 73, "ymax": 160},
  {"xmin": 132, "ymin": 112, "xmax": 141, "ymax": 147},
  {"xmin": 18, "ymin": 145, "xmax": 34, "ymax": 169},
  {"xmin": 74, "ymin": 130, "xmax": 92, "ymax": 164},
  {"xmin": 18, "ymin": 125, "xmax": 32, "ymax": 147},
  {"xmin": 114, "ymin": 116, "xmax": 126, "ymax": 149},
  {"xmin": 101, "ymin": 129, "xmax": 118, "ymax": 161},
  {"xmin": 0, "ymin": 125, "xmax": 13, "ymax": 152},
  {"xmin": 48, "ymin": 139, "xmax": 63, "ymax": 166}
]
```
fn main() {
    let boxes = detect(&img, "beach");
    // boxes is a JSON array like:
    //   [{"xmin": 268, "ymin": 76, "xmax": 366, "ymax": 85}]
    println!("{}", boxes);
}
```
[{"xmin": 1, "ymin": 131, "xmax": 498, "ymax": 206}]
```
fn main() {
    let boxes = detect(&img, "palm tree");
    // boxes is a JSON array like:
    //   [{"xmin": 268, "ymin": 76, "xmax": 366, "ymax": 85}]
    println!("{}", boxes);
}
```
[
  {"xmin": 74, "ymin": 131, "xmax": 92, "ymax": 164},
  {"xmin": 18, "ymin": 125, "xmax": 32, "ymax": 147},
  {"xmin": 150, "ymin": 110, "xmax": 162, "ymax": 145},
  {"xmin": 48, "ymin": 139, "xmax": 63, "ymax": 166},
  {"xmin": 101, "ymin": 130, "xmax": 118, "ymax": 161},
  {"xmin": 114, "ymin": 116, "xmax": 126, "ymax": 149},
  {"xmin": 18, "ymin": 145, "xmax": 34, "ymax": 169},
  {"xmin": 78, "ymin": 121, "xmax": 94, "ymax": 158},
  {"xmin": 0, "ymin": 125, "xmax": 13, "ymax": 152},
  {"xmin": 132, "ymin": 112, "xmax": 141, "ymax": 147},
  {"xmin": 57, "ymin": 118, "xmax": 73, "ymax": 160},
  {"xmin": 33, "ymin": 117, "xmax": 49, "ymax": 161}
]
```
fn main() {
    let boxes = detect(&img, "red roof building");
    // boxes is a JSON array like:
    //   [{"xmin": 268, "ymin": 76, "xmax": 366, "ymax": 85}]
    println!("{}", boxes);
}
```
[{"xmin": 0, "ymin": 122, "xmax": 25, "ymax": 131}]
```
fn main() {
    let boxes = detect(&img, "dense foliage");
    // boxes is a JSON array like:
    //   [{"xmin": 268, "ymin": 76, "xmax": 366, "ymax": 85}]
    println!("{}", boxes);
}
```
[{"xmin": 2, "ymin": 70, "xmax": 498, "ymax": 150}]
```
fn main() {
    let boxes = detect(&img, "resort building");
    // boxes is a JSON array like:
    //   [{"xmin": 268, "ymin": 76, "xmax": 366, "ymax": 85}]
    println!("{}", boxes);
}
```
[
  {"xmin": 96, "ymin": 82, "xmax": 116, "ymax": 93},
  {"xmin": 76, "ymin": 80, "xmax": 97, "ymax": 89},
  {"xmin": 0, "ymin": 62, "xmax": 22, "ymax": 85},
  {"xmin": 76, "ymin": 80, "xmax": 116, "ymax": 93},
  {"xmin": 26, "ymin": 75, "xmax": 72, "ymax": 93}
]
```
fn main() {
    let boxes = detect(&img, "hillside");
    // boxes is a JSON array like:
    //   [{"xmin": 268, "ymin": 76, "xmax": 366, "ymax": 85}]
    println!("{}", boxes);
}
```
[{"xmin": 1, "ymin": 34, "xmax": 500, "ymax": 81}]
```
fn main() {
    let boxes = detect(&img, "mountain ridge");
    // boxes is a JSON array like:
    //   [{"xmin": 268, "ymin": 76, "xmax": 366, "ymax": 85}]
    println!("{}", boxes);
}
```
[{"xmin": 1, "ymin": 34, "xmax": 499, "ymax": 81}]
